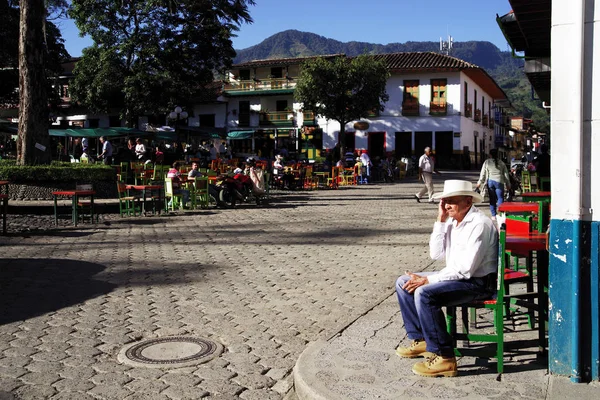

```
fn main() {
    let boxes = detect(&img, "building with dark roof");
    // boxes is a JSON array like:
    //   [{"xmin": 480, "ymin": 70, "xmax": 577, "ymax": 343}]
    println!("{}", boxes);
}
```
[{"xmin": 212, "ymin": 51, "xmax": 510, "ymax": 167}]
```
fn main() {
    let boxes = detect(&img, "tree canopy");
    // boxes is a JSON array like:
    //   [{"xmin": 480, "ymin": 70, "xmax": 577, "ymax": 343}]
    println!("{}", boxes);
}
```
[
  {"xmin": 69, "ymin": 0, "xmax": 255, "ymax": 126},
  {"xmin": 0, "ymin": 0, "xmax": 69, "ymax": 108},
  {"xmin": 294, "ymin": 55, "xmax": 389, "ymax": 153}
]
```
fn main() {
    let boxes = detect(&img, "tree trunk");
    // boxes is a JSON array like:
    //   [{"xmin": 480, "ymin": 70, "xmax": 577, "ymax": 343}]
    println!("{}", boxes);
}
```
[
  {"xmin": 17, "ymin": 0, "xmax": 50, "ymax": 165},
  {"xmin": 338, "ymin": 121, "xmax": 346, "ymax": 162}
]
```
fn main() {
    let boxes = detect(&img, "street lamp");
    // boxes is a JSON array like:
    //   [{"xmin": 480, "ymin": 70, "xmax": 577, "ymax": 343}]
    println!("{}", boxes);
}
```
[{"xmin": 169, "ymin": 106, "xmax": 188, "ymax": 127}]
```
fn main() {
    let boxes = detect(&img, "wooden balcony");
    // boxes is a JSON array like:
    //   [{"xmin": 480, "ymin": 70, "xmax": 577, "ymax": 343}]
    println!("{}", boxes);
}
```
[
  {"xmin": 429, "ymin": 101, "xmax": 447, "ymax": 116},
  {"xmin": 302, "ymin": 110, "xmax": 317, "ymax": 126},
  {"xmin": 223, "ymin": 78, "xmax": 297, "ymax": 94},
  {"xmin": 474, "ymin": 109, "xmax": 482, "ymax": 123},
  {"xmin": 464, "ymin": 103, "xmax": 472, "ymax": 118},
  {"xmin": 402, "ymin": 100, "xmax": 420, "ymax": 116},
  {"xmin": 259, "ymin": 111, "xmax": 295, "ymax": 126},
  {"xmin": 482, "ymin": 114, "xmax": 489, "ymax": 127}
]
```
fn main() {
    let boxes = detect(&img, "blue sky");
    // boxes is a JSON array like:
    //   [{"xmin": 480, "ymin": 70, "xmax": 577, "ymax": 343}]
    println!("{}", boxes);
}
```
[{"xmin": 58, "ymin": 0, "xmax": 512, "ymax": 57}]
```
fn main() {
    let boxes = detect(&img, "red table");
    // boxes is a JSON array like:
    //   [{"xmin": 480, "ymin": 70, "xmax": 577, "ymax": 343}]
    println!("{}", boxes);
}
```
[
  {"xmin": 499, "ymin": 201, "xmax": 548, "ymax": 232},
  {"xmin": 505, "ymin": 232, "xmax": 549, "ymax": 351},
  {"xmin": 52, "ymin": 190, "xmax": 96, "ymax": 226},
  {"xmin": 0, "ymin": 180, "xmax": 9, "ymax": 234},
  {"xmin": 521, "ymin": 191, "xmax": 551, "ymax": 203},
  {"xmin": 126, "ymin": 184, "xmax": 163, "ymax": 215},
  {"xmin": 498, "ymin": 202, "xmax": 539, "ymax": 214}
]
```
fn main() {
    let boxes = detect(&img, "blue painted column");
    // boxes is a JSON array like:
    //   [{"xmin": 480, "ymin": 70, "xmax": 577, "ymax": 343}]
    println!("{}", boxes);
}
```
[{"xmin": 548, "ymin": 0, "xmax": 600, "ymax": 382}]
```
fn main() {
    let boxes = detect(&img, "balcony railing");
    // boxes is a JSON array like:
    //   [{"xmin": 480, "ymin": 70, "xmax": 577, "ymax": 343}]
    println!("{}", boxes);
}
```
[
  {"xmin": 402, "ymin": 100, "xmax": 419, "ymax": 116},
  {"xmin": 224, "ymin": 78, "xmax": 297, "ymax": 92},
  {"xmin": 429, "ymin": 101, "xmax": 447, "ymax": 116},
  {"xmin": 482, "ymin": 114, "xmax": 489, "ymax": 127},
  {"xmin": 259, "ymin": 111, "xmax": 295, "ymax": 126},
  {"xmin": 302, "ymin": 110, "xmax": 316, "ymax": 126},
  {"xmin": 464, "ymin": 103, "xmax": 472, "ymax": 118},
  {"xmin": 474, "ymin": 109, "xmax": 482, "ymax": 122}
]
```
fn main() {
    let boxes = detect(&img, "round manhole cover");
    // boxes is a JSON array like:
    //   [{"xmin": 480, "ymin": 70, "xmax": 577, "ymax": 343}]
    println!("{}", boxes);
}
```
[{"xmin": 117, "ymin": 336, "xmax": 223, "ymax": 368}]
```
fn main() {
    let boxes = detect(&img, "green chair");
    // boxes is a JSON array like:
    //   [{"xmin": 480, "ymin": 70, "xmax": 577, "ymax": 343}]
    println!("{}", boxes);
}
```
[
  {"xmin": 538, "ymin": 177, "xmax": 550, "ymax": 192},
  {"xmin": 521, "ymin": 170, "xmax": 532, "ymax": 192},
  {"xmin": 117, "ymin": 182, "xmax": 140, "ymax": 217},
  {"xmin": 446, "ymin": 227, "xmax": 508, "ymax": 375},
  {"xmin": 191, "ymin": 177, "xmax": 210, "ymax": 209},
  {"xmin": 164, "ymin": 178, "xmax": 183, "ymax": 211},
  {"xmin": 120, "ymin": 162, "xmax": 130, "ymax": 183}
]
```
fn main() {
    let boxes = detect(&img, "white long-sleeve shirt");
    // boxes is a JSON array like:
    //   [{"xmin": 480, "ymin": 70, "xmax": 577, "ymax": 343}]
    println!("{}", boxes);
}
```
[
  {"xmin": 427, "ymin": 206, "xmax": 498, "ymax": 284},
  {"xmin": 418, "ymin": 154, "xmax": 434, "ymax": 173}
]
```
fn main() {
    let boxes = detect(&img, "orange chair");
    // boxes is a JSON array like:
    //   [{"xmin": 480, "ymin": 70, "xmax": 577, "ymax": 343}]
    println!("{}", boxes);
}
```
[{"xmin": 327, "ymin": 167, "xmax": 341, "ymax": 189}]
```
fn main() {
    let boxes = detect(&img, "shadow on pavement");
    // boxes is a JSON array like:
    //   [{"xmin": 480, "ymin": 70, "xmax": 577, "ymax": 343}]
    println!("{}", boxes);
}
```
[{"xmin": 0, "ymin": 258, "xmax": 115, "ymax": 325}]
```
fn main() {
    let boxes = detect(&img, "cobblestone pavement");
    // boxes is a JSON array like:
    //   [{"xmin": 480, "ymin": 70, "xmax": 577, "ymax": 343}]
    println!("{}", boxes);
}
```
[{"xmin": 0, "ymin": 172, "xmax": 463, "ymax": 399}]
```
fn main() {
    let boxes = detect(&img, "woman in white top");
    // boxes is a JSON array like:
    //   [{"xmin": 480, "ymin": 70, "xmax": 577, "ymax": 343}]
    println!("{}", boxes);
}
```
[
  {"xmin": 476, "ymin": 149, "xmax": 511, "ymax": 220},
  {"xmin": 135, "ymin": 138, "xmax": 146, "ymax": 160}
]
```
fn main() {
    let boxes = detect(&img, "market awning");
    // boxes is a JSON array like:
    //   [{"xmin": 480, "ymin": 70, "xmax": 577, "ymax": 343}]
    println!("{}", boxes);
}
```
[
  {"xmin": 48, "ymin": 127, "xmax": 148, "ymax": 138},
  {"xmin": 178, "ymin": 126, "xmax": 226, "ymax": 139},
  {"xmin": 227, "ymin": 130, "xmax": 254, "ymax": 140}
]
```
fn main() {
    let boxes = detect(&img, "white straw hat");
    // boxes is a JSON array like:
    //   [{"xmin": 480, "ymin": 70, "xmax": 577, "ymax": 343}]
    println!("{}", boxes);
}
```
[{"xmin": 432, "ymin": 180, "xmax": 483, "ymax": 203}]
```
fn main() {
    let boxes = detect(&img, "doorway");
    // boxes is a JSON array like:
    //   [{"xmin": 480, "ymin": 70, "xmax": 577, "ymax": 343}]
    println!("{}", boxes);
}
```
[
  {"xmin": 415, "ymin": 131, "xmax": 433, "ymax": 157},
  {"xmin": 434, "ymin": 131, "xmax": 453, "ymax": 168},
  {"xmin": 395, "ymin": 131, "xmax": 412, "ymax": 157},
  {"xmin": 368, "ymin": 132, "xmax": 386, "ymax": 159}
]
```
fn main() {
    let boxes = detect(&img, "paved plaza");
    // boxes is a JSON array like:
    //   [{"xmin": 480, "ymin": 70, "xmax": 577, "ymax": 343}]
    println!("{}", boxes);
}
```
[{"xmin": 1, "ymin": 172, "xmax": 598, "ymax": 399}]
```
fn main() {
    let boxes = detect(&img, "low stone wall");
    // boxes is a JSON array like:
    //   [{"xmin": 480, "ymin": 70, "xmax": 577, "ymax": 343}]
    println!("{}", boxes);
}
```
[{"xmin": 6, "ymin": 181, "xmax": 117, "ymax": 201}]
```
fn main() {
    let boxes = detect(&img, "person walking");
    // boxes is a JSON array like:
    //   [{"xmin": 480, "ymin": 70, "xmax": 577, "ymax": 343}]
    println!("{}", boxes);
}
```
[
  {"xmin": 359, "ymin": 150, "xmax": 372, "ymax": 183},
  {"xmin": 475, "ymin": 148, "xmax": 511, "ymax": 225},
  {"xmin": 415, "ymin": 147, "xmax": 439, "ymax": 203},
  {"xmin": 98, "ymin": 136, "xmax": 113, "ymax": 165}
]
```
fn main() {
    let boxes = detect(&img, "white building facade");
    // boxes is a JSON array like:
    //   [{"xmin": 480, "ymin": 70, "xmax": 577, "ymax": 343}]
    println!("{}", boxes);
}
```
[{"xmin": 218, "ymin": 52, "xmax": 509, "ymax": 168}]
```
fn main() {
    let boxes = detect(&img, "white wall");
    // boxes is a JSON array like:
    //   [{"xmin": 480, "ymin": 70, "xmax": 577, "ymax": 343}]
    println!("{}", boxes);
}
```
[
  {"xmin": 320, "ymin": 70, "xmax": 496, "ymax": 155},
  {"xmin": 191, "ymin": 103, "xmax": 227, "ymax": 128},
  {"xmin": 551, "ymin": 0, "xmax": 598, "ymax": 221}
]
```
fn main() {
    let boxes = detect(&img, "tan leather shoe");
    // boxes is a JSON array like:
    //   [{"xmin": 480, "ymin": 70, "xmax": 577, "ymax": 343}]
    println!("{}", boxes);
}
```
[
  {"xmin": 411, "ymin": 355, "xmax": 458, "ymax": 377},
  {"xmin": 395, "ymin": 340, "xmax": 435, "ymax": 359}
]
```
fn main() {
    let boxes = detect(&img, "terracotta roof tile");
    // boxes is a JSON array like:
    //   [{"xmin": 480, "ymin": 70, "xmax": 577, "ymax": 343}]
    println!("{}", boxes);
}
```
[
  {"xmin": 232, "ymin": 54, "xmax": 345, "ymax": 69},
  {"xmin": 370, "ymin": 52, "xmax": 479, "ymax": 71}
]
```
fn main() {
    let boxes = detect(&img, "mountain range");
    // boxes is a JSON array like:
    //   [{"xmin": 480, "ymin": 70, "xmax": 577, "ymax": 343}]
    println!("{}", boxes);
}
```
[{"xmin": 233, "ymin": 30, "xmax": 549, "ymax": 131}]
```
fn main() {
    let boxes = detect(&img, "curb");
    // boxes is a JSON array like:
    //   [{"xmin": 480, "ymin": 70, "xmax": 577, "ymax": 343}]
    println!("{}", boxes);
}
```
[{"xmin": 293, "ymin": 340, "xmax": 331, "ymax": 400}]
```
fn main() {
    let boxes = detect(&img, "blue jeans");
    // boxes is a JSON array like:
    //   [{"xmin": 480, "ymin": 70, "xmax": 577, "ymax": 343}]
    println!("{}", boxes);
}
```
[
  {"xmin": 487, "ymin": 179, "xmax": 504, "ymax": 217},
  {"xmin": 395, "ymin": 272, "xmax": 495, "ymax": 356}
]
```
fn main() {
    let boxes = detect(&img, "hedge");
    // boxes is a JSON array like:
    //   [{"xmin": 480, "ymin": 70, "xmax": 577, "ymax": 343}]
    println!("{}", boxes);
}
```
[{"xmin": 0, "ymin": 161, "xmax": 115, "ymax": 183}]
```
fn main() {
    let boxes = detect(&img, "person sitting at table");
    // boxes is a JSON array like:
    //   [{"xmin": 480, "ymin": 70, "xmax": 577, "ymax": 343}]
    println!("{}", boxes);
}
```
[
  {"xmin": 166, "ymin": 162, "xmax": 190, "ymax": 208},
  {"xmin": 273, "ymin": 154, "xmax": 284, "ymax": 174},
  {"xmin": 155, "ymin": 146, "xmax": 164, "ymax": 165},
  {"xmin": 395, "ymin": 180, "xmax": 497, "ymax": 378},
  {"xmin": 188, "ymin": 162, "xmax": 203, "ymax": 178},
  {"xmin": 135, "ymin": 138, "xmax": 147, "ymax": 161}
]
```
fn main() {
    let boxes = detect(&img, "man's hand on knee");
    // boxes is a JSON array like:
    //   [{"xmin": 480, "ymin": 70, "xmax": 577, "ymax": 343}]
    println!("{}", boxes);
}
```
[{"xmin": 402, "ymin": 272, "xmax": 429, "ymax": 293}]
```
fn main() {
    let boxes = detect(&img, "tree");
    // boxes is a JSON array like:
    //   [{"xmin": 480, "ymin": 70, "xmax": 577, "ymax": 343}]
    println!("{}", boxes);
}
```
[
  {"xmin": 69, "ymin": 0, "xmax": 255, "ymax": 127},
  {"xmin": 17, "ymin": 0, "xmax": 50, "ymax": 165},
  {"xmin": 294, "ymin": 55, "xmax": 389, "ymax": 159},
  {"xmin": 1, "ymin": 0, "xmax": 69, "ymax": 165}
]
